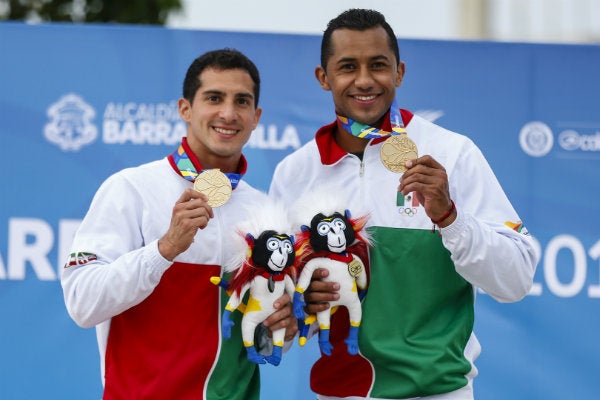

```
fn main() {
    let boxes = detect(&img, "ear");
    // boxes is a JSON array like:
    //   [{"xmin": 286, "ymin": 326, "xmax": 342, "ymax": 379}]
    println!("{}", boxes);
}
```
[
  {"xmin": 252, "ymin": 106, "xmax": 262, "ymax": 130},
  {"xmin": 315, "ymin": 65, "xmax": 331, "ymax": 91},
  {"xmin": 344, "ymin": 209, "xmax": 352, "ymax": 220},
  {"xmin": 395, "ymin": 61, "xmax": 406, "ymax": 87},
  {"xmin": 289, "ymin": 235, "xmax": 295, "ymax": 245},
  {"xmin": 301, "ymin": 225, "xmax": 310, "ymax": 232},
  {"xmin": 178, "ymin": 98, "xmax": 192, "ymax": 122}
]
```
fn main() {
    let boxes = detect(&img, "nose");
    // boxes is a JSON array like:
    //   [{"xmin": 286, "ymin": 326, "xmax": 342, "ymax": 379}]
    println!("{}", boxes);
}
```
[
  {"xmin": 354, "ymin": 66, "xmax": 374, "ymax": 90},
  {"xmin": 218, "ymin": 102, "xmax": 237, "ymax": 121}
]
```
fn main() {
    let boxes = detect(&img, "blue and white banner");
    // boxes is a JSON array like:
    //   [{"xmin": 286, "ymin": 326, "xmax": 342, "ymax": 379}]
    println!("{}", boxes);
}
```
[{"xmin": 0, "ymin": 22, "xmax": 598, "ymax": 399}]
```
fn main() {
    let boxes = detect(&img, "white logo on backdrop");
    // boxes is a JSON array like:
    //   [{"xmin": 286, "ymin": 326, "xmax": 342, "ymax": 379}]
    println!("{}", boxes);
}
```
[
  {"xmin": 45, "ymin": 93, "xmax": 300, "ymax": 151},
  {"xmin": 558, "ymin": 129, "xmax": 600, "ymax": 151},
  {"xmin": 558, "ymin": 130, "xmax": 581, "ymax": 151},
  {"xmin": 519, "ymin": 121, "xmax": 554, "ymax": 157},
  {"xmin": 44, "ymin": 93, "xmax": 98, "ymax": 151}
]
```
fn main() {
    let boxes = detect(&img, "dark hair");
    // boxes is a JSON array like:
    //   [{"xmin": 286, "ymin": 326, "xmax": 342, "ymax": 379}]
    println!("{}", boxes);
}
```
[
  {"xmin": 321, "ymin": 9, "xmax": 400, "ymax": 70},
  {"xmin": 183, "ymin": 48, "xmax": 261, "ymax": 106}
]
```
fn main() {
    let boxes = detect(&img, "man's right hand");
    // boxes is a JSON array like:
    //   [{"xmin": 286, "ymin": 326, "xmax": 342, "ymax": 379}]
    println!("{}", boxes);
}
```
[
  {"xmin": 158, "ymin": 188, "xmax": 214, "ymax": 261},
  {"xmin": 303, "ymin": 268, "xmax": 340, "ymax": 315}
]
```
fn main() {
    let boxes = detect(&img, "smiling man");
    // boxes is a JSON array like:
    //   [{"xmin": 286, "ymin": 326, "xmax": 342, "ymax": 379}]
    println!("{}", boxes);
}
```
[
  {"xmin": 269, "ymin": 9, "xmax": 538, "ymax": 400},
  {"xmin": 62, "ymin": 49, "xmax": 296, "ymax": 400}
]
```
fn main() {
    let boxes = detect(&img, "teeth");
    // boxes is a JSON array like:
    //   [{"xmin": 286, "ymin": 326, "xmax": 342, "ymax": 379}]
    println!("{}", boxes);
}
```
[
  {"xmin": 355, "ymin": 95, "xmax": 377, "ymax": 101},
  {"xmin": 214, "ymin": 127, "xmax": 236, "ymax": 135}
]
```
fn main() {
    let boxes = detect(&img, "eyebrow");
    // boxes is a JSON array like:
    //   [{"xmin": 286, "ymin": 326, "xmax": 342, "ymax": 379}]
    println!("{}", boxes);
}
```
[
  {"xmin": 202, "ymin": 89, "xmax": 225, "ymax": 97},
  {"xmin": 335, "ymin": 54, "xmax": 390, "ymax": 65},
  {"xmin": 201, "ymin": 89, "xmax": 254, "ymax": 101},
  {"xmin": 235, "ymin": 93, "xmax": 254, "ymax": 101}
]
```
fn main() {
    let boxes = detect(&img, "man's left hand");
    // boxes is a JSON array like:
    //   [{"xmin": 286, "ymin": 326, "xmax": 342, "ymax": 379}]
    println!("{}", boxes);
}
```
[{"xmin": 399, "ymin": 155, "xmax": 456, "ymax": 228}]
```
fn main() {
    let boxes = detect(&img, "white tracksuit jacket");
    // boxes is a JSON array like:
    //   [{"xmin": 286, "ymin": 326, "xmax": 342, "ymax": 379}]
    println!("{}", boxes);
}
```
[
  {"xmin": 61, "ymin": 156, "xmax": 265, "ymax": 400},
  {"xmin": 269, "ymin": 109, "xmax": 539, "ymax": 400}
]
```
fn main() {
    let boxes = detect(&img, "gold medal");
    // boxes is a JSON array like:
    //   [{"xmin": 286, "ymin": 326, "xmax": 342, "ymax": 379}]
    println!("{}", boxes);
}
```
[
  {"xmin": 193, "ymin": 169, "xmax": 232, "ymax": 207},
  {"xmin": 348, "ymin": 259, "xmax": 363, "ymax": 278},
  {"xmin": 380, "ymin": 134, "xmax": 418, "ymax": 173}
]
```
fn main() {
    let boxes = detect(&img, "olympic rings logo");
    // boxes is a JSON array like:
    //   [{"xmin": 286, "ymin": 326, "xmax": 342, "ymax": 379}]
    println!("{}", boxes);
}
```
[{"xmin": 398, "ymin": 207, "xmax": 418, "ymax": 217}]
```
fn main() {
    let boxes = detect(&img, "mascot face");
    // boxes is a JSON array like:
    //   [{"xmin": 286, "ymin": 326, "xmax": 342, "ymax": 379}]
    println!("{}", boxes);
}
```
[
  {"xmin": 308, "ymin": 211, "xmax": 356, "ymax": 254},
  {"xmin": 251, "ymin": 230, "xmax": 295, "ymax": 272}
]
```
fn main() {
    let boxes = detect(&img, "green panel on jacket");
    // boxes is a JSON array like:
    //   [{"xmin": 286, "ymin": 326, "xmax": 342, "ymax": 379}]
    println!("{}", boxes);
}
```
[{"xmin": 361, "ymin": 227, "xmax": 474, "ymax": 398}]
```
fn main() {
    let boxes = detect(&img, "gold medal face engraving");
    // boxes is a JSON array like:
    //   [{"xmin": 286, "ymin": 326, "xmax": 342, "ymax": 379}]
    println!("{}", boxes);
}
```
[
  {"xmin": 348, "ymin": 259, "xmax": 362, "ymax": 278},
  {"xmin": 193, "ymin": 169, "xmax": 232, "ymax": 207},
  {"xmin": 380, "ymin": 135, "xmax": 418, "ymax": 173}
]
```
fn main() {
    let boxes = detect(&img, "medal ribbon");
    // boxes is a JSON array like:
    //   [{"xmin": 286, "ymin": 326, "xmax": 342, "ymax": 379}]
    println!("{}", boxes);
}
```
[
  {"xmin": 337, "ymin": 99, "xmax": 406, "ymax": 139},
  {"xmin": 168, "ymin": 138, "xmax": 243, "ymax": 189}
]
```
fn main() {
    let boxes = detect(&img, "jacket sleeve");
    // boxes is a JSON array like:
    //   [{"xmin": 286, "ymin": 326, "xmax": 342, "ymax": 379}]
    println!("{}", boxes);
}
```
[
  {"xmin": 268, "ymin": 162, "xmax": 287, "ymax": 202},
  {"xmin": 440, "ymin": 141, "xmax": 540, "ymax": 303},
  {"xmin": 60, "ymin": 173, "xmax": 172, "ymax": 328}
]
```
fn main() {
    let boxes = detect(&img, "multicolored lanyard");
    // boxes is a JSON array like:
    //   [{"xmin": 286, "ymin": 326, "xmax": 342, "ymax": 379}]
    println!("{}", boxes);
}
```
[
  {"xmin": 336, "ymin": 99, "xmax": 406, "ymax": 139},
  {"xmin": 168, "ymin": 139, "xmax": 242, "ymax": 189}
]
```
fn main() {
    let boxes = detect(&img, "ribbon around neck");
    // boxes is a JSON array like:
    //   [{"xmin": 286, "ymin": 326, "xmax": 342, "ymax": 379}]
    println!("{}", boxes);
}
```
[
  {"xmin": 168, "ymin": 139, "xmax": 242, "ymax": 189},
  {"xmin": 336, "ymin": 99, "xmax": 406, "ymax": 139}
]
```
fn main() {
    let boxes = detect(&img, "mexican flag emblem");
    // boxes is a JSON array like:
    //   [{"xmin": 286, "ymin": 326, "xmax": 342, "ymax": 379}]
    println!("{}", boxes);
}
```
[{"xmin": 64, "ymin": 252, "xmax": 98, "ymax": 268}]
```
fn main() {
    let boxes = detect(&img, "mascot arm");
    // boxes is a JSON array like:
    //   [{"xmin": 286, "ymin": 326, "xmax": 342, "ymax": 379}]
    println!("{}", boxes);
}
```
[
  {"xmin": 284, "ymin": 275, "xmax": 296, "ymax": 297},
  {"xmin": 226, "ymin": 282, "xmax": 251, "ymax": 311},
  {"xmin": 353, "ymin": 255, "xmax": 368, "ymax": 290},
  {"xmin": 295, "ymin": 258, "xmax": 321, "ymax": 292}
]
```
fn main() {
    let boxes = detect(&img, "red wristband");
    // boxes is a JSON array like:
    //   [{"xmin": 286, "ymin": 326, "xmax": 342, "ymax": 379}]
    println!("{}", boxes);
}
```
[{"xmin": 431, "ymin": 200, "xmax": 455, "ymax": 225}]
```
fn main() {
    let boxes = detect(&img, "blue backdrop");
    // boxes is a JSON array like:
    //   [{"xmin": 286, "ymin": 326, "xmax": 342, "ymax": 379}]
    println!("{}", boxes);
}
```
[{"xmin": 1, "ymin": 22, "xmax": 599, "ymax": 399}]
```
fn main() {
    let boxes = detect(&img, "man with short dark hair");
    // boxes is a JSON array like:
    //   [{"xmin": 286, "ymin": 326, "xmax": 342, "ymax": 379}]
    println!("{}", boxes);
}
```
[
  {"xmin": 270, "ymin": 9, "xmax": 538, "ymax": 400},
  {"xmin": 62, "ymin": 48, "xmax": 296, "ymax": 400}
]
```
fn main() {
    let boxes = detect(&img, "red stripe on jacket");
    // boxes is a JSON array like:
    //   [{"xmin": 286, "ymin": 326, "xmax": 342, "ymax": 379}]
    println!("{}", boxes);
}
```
[{"xmin": 103, "ymin": 262, "xmax": 221, "ymax": 400}]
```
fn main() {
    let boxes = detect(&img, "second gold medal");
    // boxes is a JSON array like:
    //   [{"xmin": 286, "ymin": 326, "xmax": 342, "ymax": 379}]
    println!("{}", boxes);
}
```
[{"xmin": 193, "ymin": 169, "xmax": 232, "ymax": 207}]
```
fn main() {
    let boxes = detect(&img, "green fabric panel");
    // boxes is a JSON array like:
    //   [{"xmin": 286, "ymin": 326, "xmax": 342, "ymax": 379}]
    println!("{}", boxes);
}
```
[
  {"xmin": 206, "ymin": 284, "xmax": 260, "ymax": 400},
  {"xmin": 361, "ymin": 227, "xmax": 474, "ymax": 398}
]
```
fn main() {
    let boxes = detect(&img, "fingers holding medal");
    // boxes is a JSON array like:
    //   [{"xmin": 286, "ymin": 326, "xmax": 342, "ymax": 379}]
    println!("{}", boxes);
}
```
[{"xmin": 193, "ymin": 169, "xmax": 232, "ymax": 207}]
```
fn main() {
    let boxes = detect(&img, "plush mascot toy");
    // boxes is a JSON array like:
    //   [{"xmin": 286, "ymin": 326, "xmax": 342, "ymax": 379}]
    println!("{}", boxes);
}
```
[
  {"xmin": 215, "ymin": 197, "xmax": 297, "ymax": 366},
  {"xmin": 292, "ymin": 188, "xmax": 371, "ymax": 356}
]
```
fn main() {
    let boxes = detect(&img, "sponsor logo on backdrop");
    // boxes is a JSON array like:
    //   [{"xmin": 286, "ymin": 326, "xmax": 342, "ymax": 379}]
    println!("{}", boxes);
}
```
[
  {"xmin": 519, "ymin": 121, "xmax": 554, "ymax": 157},
  {"xmin": 519, "ymin": 121, "xmax": 600, "ymax": 157},
  {"xmin": 45, "ymin": 94, "xmax": 301, "ymax": 151},
  {"xmin": 103, "ymin": 101, "xmax": 184, "ymax": 145},
  {"xmin": 44, "ymin": 93, "xmax": 98, "ymax": 151},
  {"xmin": 246, "ymin": 124, "xmax": 301, "ymax": 150},
  {"xmin": 557, "ymin": 129, "xmax": 600, "ymax": 151}
]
